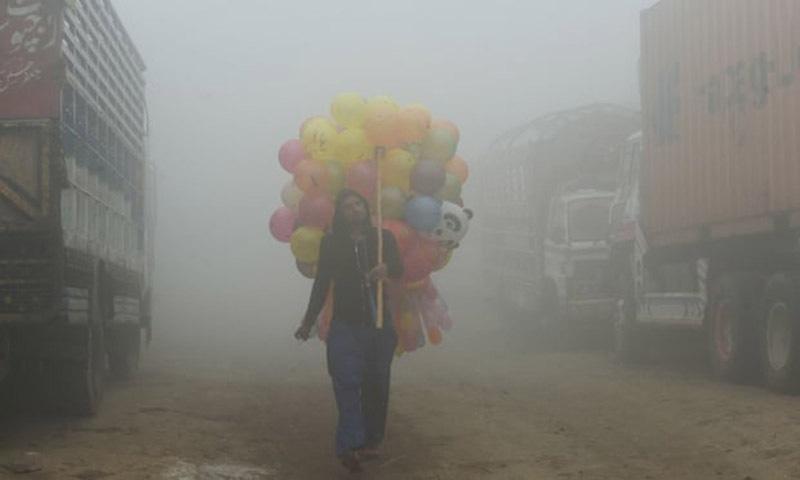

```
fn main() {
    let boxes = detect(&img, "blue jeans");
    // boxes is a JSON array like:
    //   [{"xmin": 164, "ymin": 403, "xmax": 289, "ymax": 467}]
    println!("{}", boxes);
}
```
[{"xmin": 326, "ymin": 321, "xmax": 397, "ymax": 457}]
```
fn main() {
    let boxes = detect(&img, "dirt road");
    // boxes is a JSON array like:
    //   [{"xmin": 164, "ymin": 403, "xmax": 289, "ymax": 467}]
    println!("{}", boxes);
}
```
[{"xmin": 2, "ymin": 283, "xmax": 800, "ymax": 479}]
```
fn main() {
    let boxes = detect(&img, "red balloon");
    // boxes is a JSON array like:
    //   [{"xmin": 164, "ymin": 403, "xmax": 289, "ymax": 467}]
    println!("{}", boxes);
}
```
[
  {"xmin": 382, "ymin": 219, "xmax": 413, "ymax": 255},
  {"xmin": 269, "ymin": 207, "xmax": 297, "ymax": 243},
  {"xmin": 298, "ymin": 191, "xmax": 334, "ymax": 229},
  {"xmin": 346, "ymin": 160, "xmax": 378, "ymax": 201},
  {"xmin": 402, "ymin": 238, "xmax": 438, "ymax": 283}
]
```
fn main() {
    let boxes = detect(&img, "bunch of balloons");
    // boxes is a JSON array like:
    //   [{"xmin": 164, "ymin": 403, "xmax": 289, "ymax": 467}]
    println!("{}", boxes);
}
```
[{"xmin": 269, "ymin": 92, "xmax": 472, "ymax": 353}]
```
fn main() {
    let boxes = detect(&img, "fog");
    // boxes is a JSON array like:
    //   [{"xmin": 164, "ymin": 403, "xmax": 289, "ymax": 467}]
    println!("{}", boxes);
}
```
[{"xmin": 112, "ymin": 0, "xmax": 658, "ymax": 350}]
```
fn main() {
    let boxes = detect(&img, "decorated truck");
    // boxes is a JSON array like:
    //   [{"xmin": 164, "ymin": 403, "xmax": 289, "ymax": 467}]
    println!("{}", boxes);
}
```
[
  {"xmin": 0, "ymin": 0, "xmax": 153, "ymax": 414},
  {"xmin": 609, "ymin": 0, "xmax": 800, "ymax": 392},
  {"xmin": 481, "ymin": 105, "xmax": 640, "ymax": 334}
]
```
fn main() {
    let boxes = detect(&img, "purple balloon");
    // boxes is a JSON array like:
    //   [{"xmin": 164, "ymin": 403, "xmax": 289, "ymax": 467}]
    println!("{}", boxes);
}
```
[
  {"xmin": 411, "ymin": 160, "xmax": 446, "ymax": 195},
  {"xmin": 278, "ymin": 139, "xmax": 306, "ymax": 174},
  {"xmin": 270, "ymin": 207, "xmax": 297, "ymax": 242}
]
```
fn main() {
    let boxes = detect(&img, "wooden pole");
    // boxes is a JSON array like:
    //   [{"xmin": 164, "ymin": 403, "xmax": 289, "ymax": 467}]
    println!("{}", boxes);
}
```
[{"xmin": 375, "ymin": 146, "xmax": 386, "ymax": 329}]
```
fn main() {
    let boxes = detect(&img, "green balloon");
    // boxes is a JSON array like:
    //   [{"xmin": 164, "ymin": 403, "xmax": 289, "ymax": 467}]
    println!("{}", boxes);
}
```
[
  {"xmin": 421, "ymin": 128, "xmax": 457, "ymax": 163},
  {"xmin": 326, "ymin": 161, "xmax": 346, "ymax": 196},
  {"xmin": 437, "ymin": 173, "xmax": 462, "ymax": 202},
  {"xmin": 381, "ymin": 186, "xmax": 407, "ymax": 219}
]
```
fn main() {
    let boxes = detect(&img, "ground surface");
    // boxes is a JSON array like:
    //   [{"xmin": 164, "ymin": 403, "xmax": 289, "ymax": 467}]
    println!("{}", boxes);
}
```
[{"xmin": 2, "ymin": 273, "xmax": 800, "ymax": 479}]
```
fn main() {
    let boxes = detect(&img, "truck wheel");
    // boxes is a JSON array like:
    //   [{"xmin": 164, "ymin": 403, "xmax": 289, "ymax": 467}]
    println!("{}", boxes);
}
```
[
  {"xmin": 108, "ymin": 324, "xmax": 141, "ymax": 380},
  {"xmin": 760, "ymin": 274, "xmax": 800, "ymax": 394},
  {"xmin": 707, "ymin": 274, "xmax": 759, "ymax": 382},
  {"xmin": 613, "ymin": 254, "xmax": 643, "ymax": 363}
]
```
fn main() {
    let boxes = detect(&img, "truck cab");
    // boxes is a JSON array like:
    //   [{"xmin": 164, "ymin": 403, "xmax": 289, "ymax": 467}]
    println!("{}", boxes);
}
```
[{"xmin": 542, "ymin": 189, "xmax": 616, "ymax": 325}]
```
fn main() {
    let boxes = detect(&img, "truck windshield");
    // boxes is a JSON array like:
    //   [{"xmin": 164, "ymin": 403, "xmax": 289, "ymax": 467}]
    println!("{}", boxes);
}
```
[{"xmin": 567, "ymin": 197, "xmax": 612, "ymax": 242}]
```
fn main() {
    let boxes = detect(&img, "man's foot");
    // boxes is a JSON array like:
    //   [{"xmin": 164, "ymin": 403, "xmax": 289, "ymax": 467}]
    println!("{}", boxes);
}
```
[{"xmin": 339, "ymin": 451, "xmax": 362, "ymax": 474}]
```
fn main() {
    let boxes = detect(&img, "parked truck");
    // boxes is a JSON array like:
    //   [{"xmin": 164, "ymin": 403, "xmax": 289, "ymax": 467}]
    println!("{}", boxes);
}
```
[
  {"xmin": 610, "ymin": 0, "xmax": 800, "ymax": 392},
  {"xmin": 0, "ymin": 1, "xmax": 153, "ymax": 414},
  {"xmin": 481, "ymin": 104, "xmax": 640, "ymax": 334}
]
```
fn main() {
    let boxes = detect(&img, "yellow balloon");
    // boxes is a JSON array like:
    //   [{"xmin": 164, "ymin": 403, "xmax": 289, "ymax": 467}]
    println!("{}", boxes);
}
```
[
  {"xmin": 368, "ymin": 95, "xmax": 399, "ymax": 111},
  {"xmin": 333, "ymin": 128, "xmax": 372, "ymax": 167},
  {"xmin": 381, "ymin": 149, "xmax": 416, "ymax": 191},
  {"xmin": 364, "ymin": 100, "xmax": 401, "ymax": 147},
  {"xmin": 331, "ymin": 92, "xmax": 366, "ymax": 129},
  {"xmin": 301, "ymin": 117, "xmax": 338, "ymax": 161},
  {"xmin": 290, "ymin": 227, "xmax": 325, "ymax": 264}
]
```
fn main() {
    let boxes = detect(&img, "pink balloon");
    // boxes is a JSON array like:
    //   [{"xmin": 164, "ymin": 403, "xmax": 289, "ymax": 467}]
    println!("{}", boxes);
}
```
[
  {"xmin": 298, "ymin": 191, "xmax": 335, "ymax": 229},
  {"xmin": 269, "ymin": 207, "xmax": 297, "ymax": 242},
  {"xmin": 278, "ymin": 139, "xmax": 306, "ymax": 174},
  {"xmin": 346, "ymin": 160, "xmax": 378, "ymax": 201}
]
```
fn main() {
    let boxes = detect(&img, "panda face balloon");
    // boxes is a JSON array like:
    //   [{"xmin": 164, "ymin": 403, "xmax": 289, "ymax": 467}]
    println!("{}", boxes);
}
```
[{"xmin": 429, "ymin": 201, "xmax": 474, "ymax": 249}]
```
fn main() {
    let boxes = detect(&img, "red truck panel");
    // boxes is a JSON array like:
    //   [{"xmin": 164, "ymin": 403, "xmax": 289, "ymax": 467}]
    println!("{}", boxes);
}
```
[
  {"xmin": 641, "ymin": 0, "xmax": 800, "ymax": 246},
  {"xmin": 0, "ymin": 1, "xmax": 64, "ymax": 119}
]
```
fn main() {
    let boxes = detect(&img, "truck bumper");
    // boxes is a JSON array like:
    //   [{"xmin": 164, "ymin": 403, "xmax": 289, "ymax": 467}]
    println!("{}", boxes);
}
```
[{"xmin": 567, "ymin": 298, "xmax": 616, "ymax": 323}]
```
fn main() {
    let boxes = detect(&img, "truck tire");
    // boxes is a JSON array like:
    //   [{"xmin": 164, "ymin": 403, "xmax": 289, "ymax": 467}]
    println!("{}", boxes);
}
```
[
  {"xmin": 108, "ymin": 324, "xmax": 141, "ymax": 380},
  {"xmin": 707, "ymin": 273, "xmax": 759, "ymax": 383},
  {"xmin": 613, "ymin": 253, "xmax": 644, "ymax": 363},
  {"xmin": 759, "ymin": 274, "xmax": 800, "ymax": 394},
  {"xmin": 52, "ymin": 267, "xmax": 108, "ymax": 415}
]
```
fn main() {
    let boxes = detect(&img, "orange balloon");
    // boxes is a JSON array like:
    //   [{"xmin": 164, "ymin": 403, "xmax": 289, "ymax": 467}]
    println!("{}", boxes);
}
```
[
  {"xmin": 431, "ymin": 119, "xmax": 460, "ymax": 144},
  {"xmin": 294, "ymin": 159, "xmax": 330, "ymax": 193},
  {"xmin": 363, "ymin": 103, "xmax": 401, "ymax": 147},
  {"xmin": 427, "ymin": 326, "xmax": 443, "ymax": 345},
  {"xmin": 445, "ymin": 155, "xmax": 469, "ymax": 184},
  {"xmin": 398, "ymin": 104, "xmax": 432, "ymax": 144}
]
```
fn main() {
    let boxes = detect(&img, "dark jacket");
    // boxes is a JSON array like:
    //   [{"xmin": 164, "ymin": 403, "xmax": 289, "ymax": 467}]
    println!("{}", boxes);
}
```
[{"xmin": 303, "ymin": 227, "xmax": 403, "ymax": 326}]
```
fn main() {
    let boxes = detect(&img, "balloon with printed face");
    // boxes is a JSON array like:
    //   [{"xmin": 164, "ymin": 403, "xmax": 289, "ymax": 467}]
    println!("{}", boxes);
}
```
[
  {"xmin": 290, "ymin": 226, "xmax": 325, "ymax": 264},
  {"xmin": 301, "ymin": 117, "xmax": 338, "ymax": 161},
  {"xmin": 363, "ymin": 98, "xmax": 401, "ymax": 147},
  {"xmin": 333, "ymin": 128, "xmax": 372, "ymax": 167},
  {"xmin": 278, "ymin": 139, "xmax": 306, "ymax": 174},
  {"xmin": 269, "ymin": 207, "xmax": 297, "ymax": 243},
  {"xmin": 294, "ymin": 159, "xmax": 330, "ymax": 193},
  {"xmin": 331, "ymin": 92, "xmax": 367, "ymax": 128}
]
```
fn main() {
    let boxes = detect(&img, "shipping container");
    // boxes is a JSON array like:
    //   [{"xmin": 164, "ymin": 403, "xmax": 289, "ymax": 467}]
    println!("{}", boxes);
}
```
[{"xmin": 640, "ymin": 0, "xmax": 800, "ymax": 247}]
